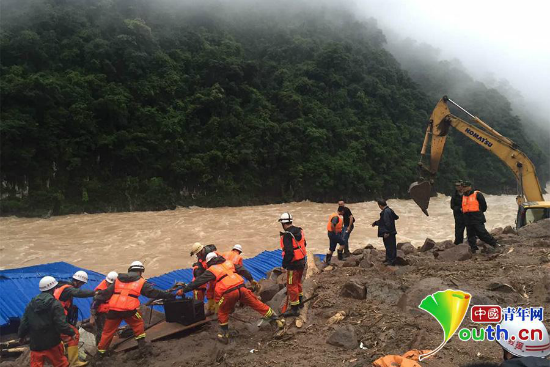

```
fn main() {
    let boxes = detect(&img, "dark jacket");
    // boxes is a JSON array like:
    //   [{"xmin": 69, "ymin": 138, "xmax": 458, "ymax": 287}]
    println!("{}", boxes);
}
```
[
  {"xmin": 56, "ymin": 281, "xmax": 96, "ymax": 302},
  {"xmin": 462, "ymin": 189, "xmax": 488, "ymax": 224},
  {"xmin": 182, "ymin": 256, "xmax": 253, "ymax": 293},
  {"xmin": 500, "ymin": 357, "xmax": 550, "ymax": 367},
  {"xmin": 451, "ymin": 190, "xmax": 463, "ymax": 214},
  {"xmin": 18, "ymin": 292, "xmax": 75, "ymax": 351},
  {"xmin": 93, "ymin": 272, "xmax": 175, "ymax": 315},
  {"xmin": 281, "ymin": 225, "xmax": 306, "ymax": 270},
  {"xmin": 373, "ymin": 207, "xmax": 398, "ymax": 237}
]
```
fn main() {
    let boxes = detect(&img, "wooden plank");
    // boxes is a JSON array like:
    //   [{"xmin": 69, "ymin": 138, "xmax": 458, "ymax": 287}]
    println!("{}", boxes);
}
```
[{"xmin": 114, "ymin": 319, "xmax": 210, "ymax": 352}]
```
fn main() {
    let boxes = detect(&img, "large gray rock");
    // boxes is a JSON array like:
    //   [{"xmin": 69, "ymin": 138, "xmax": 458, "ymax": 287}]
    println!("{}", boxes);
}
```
[
  {"xmin": 326, "ymin": 325, "xmax": 358, "ymax": 349},
  {"xmin": 394, "ymin": 250, "xmax": 410, "ymax": 266},
  {"xmin": 259, "ymin": 279, "xmax": 283, "ymax": 302},
  {"xmin": 419, "ymin": 238, "xmax": 436, "ymax": 252},
  {"xmin": 518, "ymin": 218, "xmax": 550, "ymax": 238},
  {"xmin": 398, "ymin": 242, "xmax": 416, "ymax": 255},
  {"xmin": 502, "ymin": 225, "xmax": 517, "ymax": 235},
  {"xmin": 340, "ymin": 279, "xmax": 367, "ymax": 300},
  {"xmin": 343, "ymin": 256, "xmax": 361, "ymax": 267},
  {"xmin": 352, "ymin": 248, "xmax": 364, "ymax": 256},
  {"xmin": 434, "ymin": 244, "xmax": 472, "ymax": 262},
  {"xmin": 359, "ymin": 259, "xmax": 374, "ymax": 269},
  {"xmin": 266, "ymin": 267, "xmax": 285, "ymax": 282},
  {"xmin": 266, "ymin": 287, "xmax": 287, "ymax": 311},
  {"xmin": 491, "ymin": 227, "xmax": 504, "ymax": 236}
]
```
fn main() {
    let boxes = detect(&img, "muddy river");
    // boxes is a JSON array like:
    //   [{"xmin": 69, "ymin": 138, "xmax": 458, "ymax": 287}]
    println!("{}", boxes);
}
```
[{"xmin": 1, "ymin": 186, "xmax": 548, "ymax": 276}]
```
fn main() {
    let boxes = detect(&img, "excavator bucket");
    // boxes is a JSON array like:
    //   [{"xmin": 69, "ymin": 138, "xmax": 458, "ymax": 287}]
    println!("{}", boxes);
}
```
[{"xmin": 409, "ymin": 181, "xmax": 432, "ymax": 216}]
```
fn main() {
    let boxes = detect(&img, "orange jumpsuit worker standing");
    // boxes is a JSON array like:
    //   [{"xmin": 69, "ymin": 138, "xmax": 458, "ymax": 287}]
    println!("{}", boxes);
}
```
[
  {"xmin": 53, "ymin": 271, "xmax": 95, "ymax": 367},
  {"xmin": 278, "ymin": 212, "xmax": 307, "ymax": 317},
  {"xmin": 90, "ymin": 271, "xmax": 117, "ymax": 345},
  {"xmin": 179, "ymin": 252, "xmax": 279, "ymax": 344},
  {"xmin": 93, "ymin": 261, "xmax": 175, "ymax": 358},
  {"xmin": 224, "ymin": 244, "xmax": 244, "ymax": 266}
]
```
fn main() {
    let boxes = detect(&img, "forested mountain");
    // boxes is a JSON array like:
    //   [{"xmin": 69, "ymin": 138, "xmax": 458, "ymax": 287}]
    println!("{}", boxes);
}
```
[{"xmin": 0, "ymin": 0, "xmax": 547, "ymax": 216}]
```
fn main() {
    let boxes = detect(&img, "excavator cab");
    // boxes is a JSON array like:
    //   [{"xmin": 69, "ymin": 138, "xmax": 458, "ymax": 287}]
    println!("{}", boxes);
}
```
[{"xmin": 516, "ymin": 202, "xmax": 550, "ymax": 229}]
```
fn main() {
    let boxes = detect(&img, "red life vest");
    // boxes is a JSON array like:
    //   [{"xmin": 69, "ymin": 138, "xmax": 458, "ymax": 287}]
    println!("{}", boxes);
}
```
[
  {"xmin": 280, "ymin": 229, "xmax": 307, "ymax": 262},
  {"xmin": 462, "ymin": 191, "xmax": 481, "ymax": 213},
  {"xmin": 208, "ymin": 260, "xmax": 244, "ymax": 301},
  {"xmin": 108, "ymin": 278, "xmax": 146, "ymax": 312},
  {"xmin": 327, "ymin": 213, "xmax": 343, "ymax": 233},
  {"xmin": 94, "ymin": 280, "xmax": 111, "ymax": 313},
  {"xmin": 53, "ymin": 284, "xmax": 73, "ymax": 315},
  {"xmin": 224, "ymin": 250, "xmax": 243, "ymax": 267}
]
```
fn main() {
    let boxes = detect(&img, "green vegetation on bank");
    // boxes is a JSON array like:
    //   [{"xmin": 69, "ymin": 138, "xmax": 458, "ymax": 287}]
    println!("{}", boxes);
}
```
[{"xmin": 1, "ymin": 0, "xmax": 547, "ymax": 216}]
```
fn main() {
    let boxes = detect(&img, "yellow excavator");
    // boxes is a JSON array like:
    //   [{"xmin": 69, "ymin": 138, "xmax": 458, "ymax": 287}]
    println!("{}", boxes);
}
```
[{"xmin": 409, "ymin": 96, "xmax": 549, "ymax": 229}]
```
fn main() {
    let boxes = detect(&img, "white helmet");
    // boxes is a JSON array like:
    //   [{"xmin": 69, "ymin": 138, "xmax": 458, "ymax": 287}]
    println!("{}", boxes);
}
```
[
  {"xmin": 106, "ymin": 271, "xmax": 118, "ymax": 284},
  {"xmin": 496, "ymin": 318, "xmax": 550, "ymax": 358},
  {"xmin": 206, "ymin": 252, "xmax": 218, "ymax": 263},
  {"xmin": 128, "ymin": 261, "xmax": 145, "ymax": 272},
  {"xmin": 278, "ymin": 212, "xmax": 293, "ymax": 224},
  {"xmin": 233, "ymin": 244, "xmax": 243, "ymax": 253},
  {"xmin": 39, "ymin": 276, "xmax": 58, "ymax": 292},
  {"xmin": 190, "ymin": 242, "xmax": 204, "ymax": 257},
  {"xmin": 72, "ymin": 270, "xmax": 88, "ymax": 283}
]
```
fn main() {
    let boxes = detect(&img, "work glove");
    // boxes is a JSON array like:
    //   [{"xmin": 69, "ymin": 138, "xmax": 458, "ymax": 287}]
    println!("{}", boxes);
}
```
[{"xmin": 206, "ymin": 299, "xmax": 219, "ymax": 314}]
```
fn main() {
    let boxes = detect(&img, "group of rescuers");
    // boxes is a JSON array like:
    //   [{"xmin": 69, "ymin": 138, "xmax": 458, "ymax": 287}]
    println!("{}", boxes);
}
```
[{"xmin": 18, "ymin": 186, "xmax": 507, "ymax": 367}]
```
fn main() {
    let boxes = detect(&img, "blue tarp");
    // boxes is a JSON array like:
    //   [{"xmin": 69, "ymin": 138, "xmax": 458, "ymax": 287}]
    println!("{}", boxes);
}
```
[
  {"xmin": 0, "ymin": 262, "xmax": 105, "ymax": 327},
  {"xmin": 0, "ymin": 250, "xmax": 320, "ymax": 328}
]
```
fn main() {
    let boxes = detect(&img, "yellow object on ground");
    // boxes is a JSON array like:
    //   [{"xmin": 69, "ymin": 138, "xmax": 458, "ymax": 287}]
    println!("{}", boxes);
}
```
[
  {"xmin": 372, "ymin": 349, "xmax": 431, "ymax": 367},
  {"xmin": 67, "ymin": 345, "xmax": 88, "ymax": 366}
]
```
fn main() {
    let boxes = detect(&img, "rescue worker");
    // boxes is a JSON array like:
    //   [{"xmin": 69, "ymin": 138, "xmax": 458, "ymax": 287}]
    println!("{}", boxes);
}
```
[
  {"xmin": 18, "ymin": 276, "xmax": 75, "ymax": 367},
  {"xmin": 325, "ymin": 207, "xmax": 346, "ymax": 264},
  {"xmin": 278, "ymin": 212, "xmax": 307, "ymax": 317},
  {"xmin": 178, "ymin": 252, "xmax": 278, "ymax": 344},
  {"xmin": 372, "ymin": 199, "xmax": 399, "ymax": 266},
  {"xmin": 461, "ymin": 181, "xmax": 499, "ymax": 253},
  {"xmin": 496, "ymin": 318, "xmax": 550, "ymax": 366},
  {"xmin": 338, "ymin": 200, "xmax": 355, "ymax": 258},
  {"xmin": 90, "ymin": 271, "xmax": 117, "ymax": 345},
  {"xmin": 93, "ymin": 261, "xmax": 176, "ymax": 357},
  {"xmin": 53, "ymin": 270, "xmax": 95, "ymax": 367},
  {"xmin": 189, "ymin": 242, "xmax": 214, "ymax": 313},
  {"xmin": 451, "ymin": 180, "xmax": 466, "ymax": 245},
  {"xmin": 224, "ymin": 244, "xmax": 244, "ymax": 267}
]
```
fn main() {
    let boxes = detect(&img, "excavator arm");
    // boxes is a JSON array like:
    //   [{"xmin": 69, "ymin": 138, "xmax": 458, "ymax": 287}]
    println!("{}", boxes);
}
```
[{"xmin": 410, "ymin": 96, "xmax": 544, "ymax": 215}]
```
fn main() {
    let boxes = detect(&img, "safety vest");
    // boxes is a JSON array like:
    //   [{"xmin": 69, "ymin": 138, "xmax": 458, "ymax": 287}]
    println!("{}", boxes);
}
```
[
  {"xmin": 208, "ymin": 260, "xmax": 244, "ymax": 301},
  {"xmin": 193, "ymin": 263, "xmax": 207, "ymax": 291},
  {"xmin": 462, "ymin": 191, "xmax": 480, "ymax": 213},
  {"xmin": 108, "ymin": 278, "xmax": 146, "ymax": 312},
  {"xmin": 53, "ymin": 284, "xmax": 73, "ymax": 315},
  {"xmin": 94, "ymin": 280, "xmax": 111, "ymax": 313},
  {"xmin": 224, "ymin": 250, "xmax": 243, "ymax": 267},
  {"xmin": 327, "ymin": 213, "xmax": 343, "ymax": 233},
  {"xmin": 280, "ymin": 230, "xmax": 307, "ymax": 262}
]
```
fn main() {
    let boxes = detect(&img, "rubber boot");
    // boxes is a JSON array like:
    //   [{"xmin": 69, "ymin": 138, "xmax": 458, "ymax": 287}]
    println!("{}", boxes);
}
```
[
  {"xmin": 298, "ymin": 295, "xmax": 304, "ymax": 309},
  {"xmin": 137, "ymin": 338, "xmax": 152, "ymax": 357},
  {"xmin": 337, "ymin": 250, "xmax": 343, "ymax": 261},
  {"xmin": 281, "ymin": 304, "xmax": 300, "ymax": 317},
  {"xmin": 325, "ymin": 253, "xmax": 332, "ymax": 265},
  {"xmin": 217, "ymin": 325, "xmax": 230, "ymax": 344},
  {"xmin": 67, "ymin": 346, "xmax": 88, "ymax": 367}
]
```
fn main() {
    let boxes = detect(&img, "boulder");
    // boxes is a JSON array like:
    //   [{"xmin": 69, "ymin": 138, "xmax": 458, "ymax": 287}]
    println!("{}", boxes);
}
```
[
  {"xmin": 326, "ymin": 325, "xmax": 358, "ymax": 350},
  {"xmin": 340, "ymin": 279, "xmax": 367, "ymax": 300},
  {"xmin": 491, "ymin": 227, "xmax": 504, "ymax": 236},
  {"xmin": 364, "ymin": 244, "xmax": 375, "ymax": 250},
  {"xmin": 397, "ymin": 242, "xmax": 416, "ymax": 255},
  {"xmin": 487, "ymin": 282, "xmax": 516, "ymax": 293},
  {"xmin": 258, "ymin": 279, "xmax": 283, "ymax": 302},
  {"xmin": 266, "ymin": 287, "xmax": 287, "ymax": 311},
  {"xmin": 435, "ymin": 245, "xmax": 472, "ymax": 262},
  {"xmin": 502, "ymin": 225, "xmax": 517, "ymax": 235},
  {"xmin": 394, "ymin": 250, "xmax": 410, "ymax": 266},
  {"xmin": 359, "ymin": 259, "xmax": 374, "ymax": 269},
  {"xmin": 518, "ymin": 219, "xmax": 550, "ymax": 238},
  {"xmin": 266, "ymin": 267, "xmax": 285, "ymax": 282},
  {"xmin": 419, "ymin": 238, "xmax": 436, "ymax": 252},
  {"xmin": 352, "ymin": 248, "xmax": 364, "ymax": 256},
  {"xmin": 343, "ymin": 256, "xmax": 361, "ymax": 267}
]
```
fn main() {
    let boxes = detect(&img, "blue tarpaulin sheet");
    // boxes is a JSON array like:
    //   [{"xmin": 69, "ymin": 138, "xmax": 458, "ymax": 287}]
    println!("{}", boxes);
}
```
[{"xmin": 0, "ymin": 249, "xmax": 291, "ymax": 327}]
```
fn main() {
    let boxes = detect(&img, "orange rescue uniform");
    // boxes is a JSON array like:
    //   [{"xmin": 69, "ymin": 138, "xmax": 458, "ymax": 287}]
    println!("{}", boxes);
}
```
[
  {"xmin": 280, "ymin": 230, "xmax": 306, "ymax": 312},
  {"xmin": 224, "ymin": 250, "xmax": 243, "ymax": 267},
  {"xmin": 462, "ymin": 190, "xmax": 481, "ymax": 213},
  {"xmin": 30, "ymin": 342, "xmax": 68, "ymax": 367},
  {"xmin": 327, "ymin": 213, "xmax": 343, "ymax": 233},
  {"xmin": 53, "ymin": 285, "xmax": 79, "ymax": 348}
]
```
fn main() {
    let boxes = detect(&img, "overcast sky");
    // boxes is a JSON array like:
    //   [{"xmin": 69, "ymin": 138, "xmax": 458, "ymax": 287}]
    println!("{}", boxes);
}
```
[{"xmin": 357, "ymin": 0, "xmax": 550, "ymax": 118}]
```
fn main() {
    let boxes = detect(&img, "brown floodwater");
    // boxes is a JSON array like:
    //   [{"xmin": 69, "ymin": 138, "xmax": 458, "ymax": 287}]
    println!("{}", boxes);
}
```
[{"xmin": 1, "ymin": 186, "xmax": 548, "ymax": 276}]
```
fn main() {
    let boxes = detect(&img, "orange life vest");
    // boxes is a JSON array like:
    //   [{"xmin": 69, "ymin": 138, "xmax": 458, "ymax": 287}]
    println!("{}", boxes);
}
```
[
  {"xmin": 280, "ymin": 229, "xmax": 307, "ymax": 262},
  {"xmin": 208, "ymin": 260, "xmax": 244, "ymax": 301},
  {"xmin": 108, "ymin": 278, "xmax": 146, "ymax": 312},
  {"xmin": 327, "ymin": 213, "xmax": 343, "ymax": 233},
  {"xmin": 53, "ymin": 284, "xmax": 73, "ymax": 315},
  {"xmin": 193, "ymin": 263, "xmax": 207, "ymax": 291},
  {"xmin": 462, "ymin": 191, "xmax": 480, "ymax": 213},
  {"xmin": 224, "ymin": 250, "xmax": 243, "ymax": 267},
  {"xmin": 94, "ymin": 280, "xmax": 111, "ymax": 313}
]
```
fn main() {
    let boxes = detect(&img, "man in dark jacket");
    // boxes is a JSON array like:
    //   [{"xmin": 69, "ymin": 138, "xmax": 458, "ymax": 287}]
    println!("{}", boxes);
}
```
[
  {"xmin": 93, "ymin": 261, "xmax": 176, "ymax": 357},
  {"xmin": 372, "ymin": 199, "xmax": 399, "ymax": 265},
  {"xmin": 461, "ymin": 181, "xmax": 498, "ymax": 252},
  {"xmin": 451, "ymin": 180, "xmax": 466, "ymax": 245},
  {"xmin": 338, "ymin": 200, "xmax": 355, "ymax": 258},
  {"xmin": 19, "ymin": 276, "xmax": 75, "ymax": 367},
  {"xmin": 278, "ymin": 212, "xmax": 307, "ymax": 317}
]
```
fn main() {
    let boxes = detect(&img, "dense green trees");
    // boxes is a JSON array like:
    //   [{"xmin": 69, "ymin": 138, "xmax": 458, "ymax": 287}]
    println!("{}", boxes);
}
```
[{"xmin": 1, "ymin": 0, "xmax": 547, "ymax": 216}]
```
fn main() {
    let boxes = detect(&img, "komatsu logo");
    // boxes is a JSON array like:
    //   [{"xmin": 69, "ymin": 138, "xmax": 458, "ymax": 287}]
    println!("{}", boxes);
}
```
[{"xmin": 465, "ymin": 128, "xmax": 493, "ymax": 148}]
